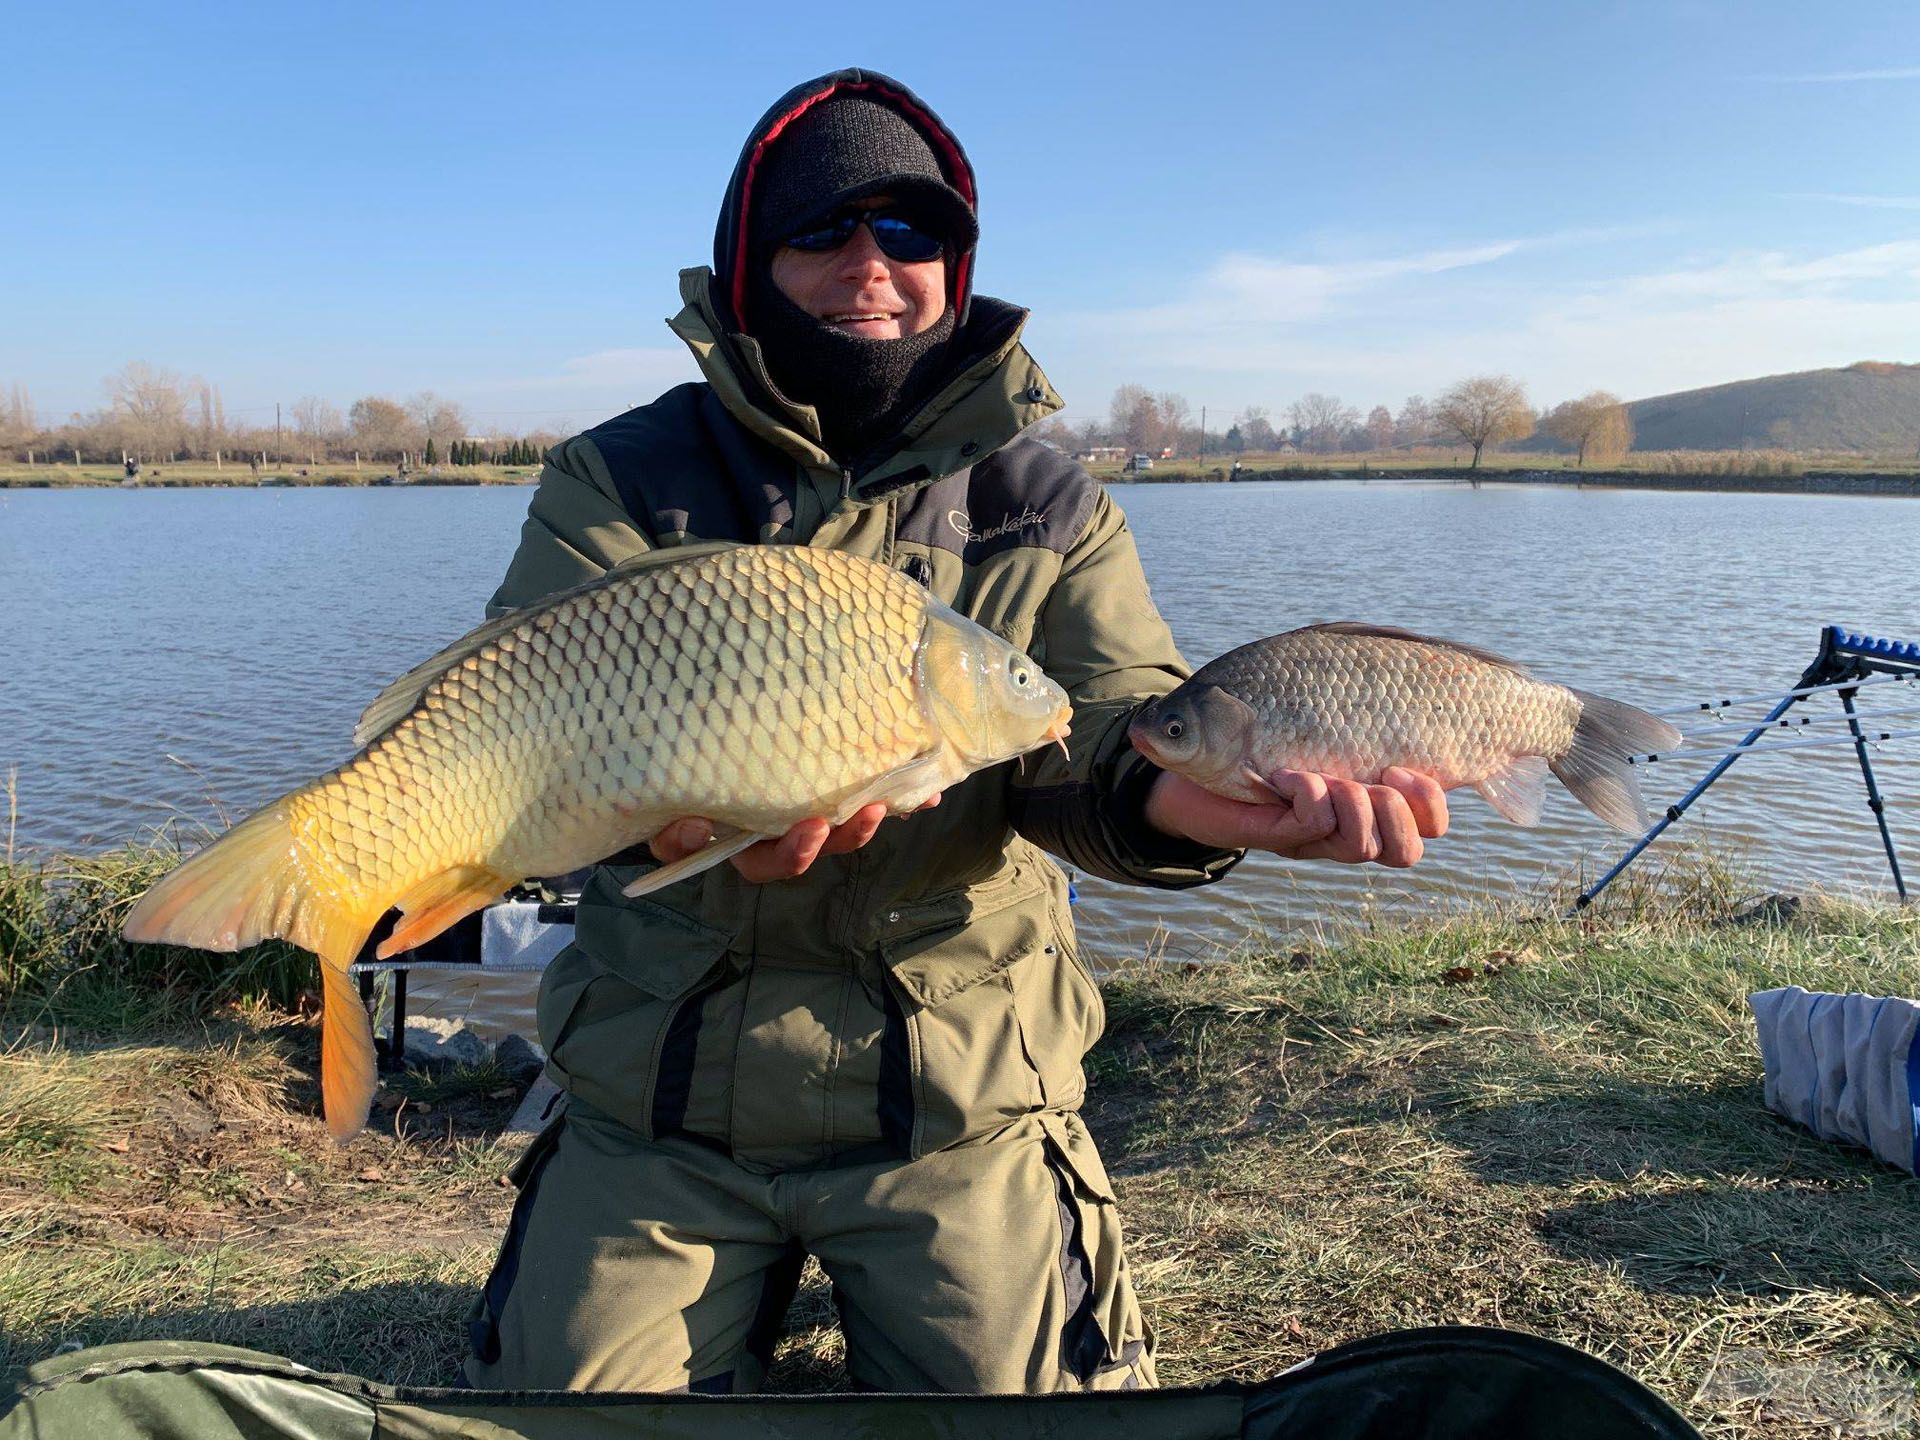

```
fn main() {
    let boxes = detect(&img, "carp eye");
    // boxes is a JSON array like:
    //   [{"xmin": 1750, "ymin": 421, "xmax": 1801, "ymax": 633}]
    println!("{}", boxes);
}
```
[
  {"xmin": 1164, "ymin": 718, "xmax": 1185, "ymax": 739},
  {"xmin": 1009, "ymin": 658, "xmax": 1031, "ymax": 686}
]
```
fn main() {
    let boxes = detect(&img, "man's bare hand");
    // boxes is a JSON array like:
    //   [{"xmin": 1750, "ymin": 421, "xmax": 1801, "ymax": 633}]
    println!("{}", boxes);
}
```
[
  {"xmin": 650, "ymin": 793, "xmax": 941, "ymax": 884},
  {"xmin": 1144, "ymin": 767, "xmax": 1447, "ymax": 868}
]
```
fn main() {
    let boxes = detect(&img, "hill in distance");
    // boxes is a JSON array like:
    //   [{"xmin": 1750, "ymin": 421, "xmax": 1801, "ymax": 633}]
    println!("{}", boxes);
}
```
[{"xmin": 1625, "ymin": 360, "xmax": 1920, "ymax": 453}]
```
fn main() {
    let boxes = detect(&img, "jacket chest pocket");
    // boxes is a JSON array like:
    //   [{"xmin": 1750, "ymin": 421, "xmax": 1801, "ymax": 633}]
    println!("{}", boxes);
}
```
[
  {"xmin": 881, "ymin": 862, "xmax": 1070, "ymax": 1154},
  {"xmin": 537, "ymin": 868, "xmax": 734, "ymax": 1139}
]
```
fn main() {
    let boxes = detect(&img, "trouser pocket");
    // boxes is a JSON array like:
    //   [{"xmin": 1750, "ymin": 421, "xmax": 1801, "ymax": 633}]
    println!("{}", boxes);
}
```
[
  {"xmin": 1039, "ymin": 1111, "xmax": 1155, "ymax": 1390},
  {"xmin": 466, "ymin": 1115, "xmax": 565, "ymax": 1367}
]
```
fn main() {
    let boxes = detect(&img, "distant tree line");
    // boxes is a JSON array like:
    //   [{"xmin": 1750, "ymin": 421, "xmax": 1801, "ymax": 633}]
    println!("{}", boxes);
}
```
[
  {"xmin": 0, "ymin": 363, "xmax": 565, "ymax": 467},
  {"xmin": 1035, "ymin": 375, "xmax": 1635, "ymax": 471}
]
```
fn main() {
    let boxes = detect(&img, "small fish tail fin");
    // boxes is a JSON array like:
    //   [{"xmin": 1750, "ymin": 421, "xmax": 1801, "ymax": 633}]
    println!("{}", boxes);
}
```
[
  {"xmin": 123, "ymin": 800, "xmax": 385, "ymax": 1141},
  {"xmin": 1550, "ymin": 690, "xmax": 1685, "ymax": 833}
]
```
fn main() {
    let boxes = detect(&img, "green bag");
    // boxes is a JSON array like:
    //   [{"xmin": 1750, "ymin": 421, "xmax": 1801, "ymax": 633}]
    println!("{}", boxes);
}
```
[{"xmin": 4, "ymin": 1328, "xmax": 1699, "ymax": 1439}]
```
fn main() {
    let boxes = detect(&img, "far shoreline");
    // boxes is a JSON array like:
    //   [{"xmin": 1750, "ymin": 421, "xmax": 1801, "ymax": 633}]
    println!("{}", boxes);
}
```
[{"xmin": 6, "ymin": 456, "xmax": 1920, "ymax": 501}]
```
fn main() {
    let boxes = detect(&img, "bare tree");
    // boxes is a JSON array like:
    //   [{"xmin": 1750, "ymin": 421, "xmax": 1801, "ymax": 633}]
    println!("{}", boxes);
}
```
[
  {"xmin": 1288, "ymin": 393, "xmax": 1359, "ymax": 453},
  {"xmin": 0, "ymin": 383, "xmax": 33, "ymax": 455},
  {"xmin": 1433, "ymin": 375, "xmax": 1533, "ymax": 470},
  {"xmin": 350, "ymin": 396, "xmax": 413, "ymax": 459},
  {"xmin": 1365, "ymin": 405, "xmax": 1394, "ymax": 450},
  {"xmin": 1394, "ymin": 395, "xmax": 1434, "ymax": 447},
  {"xmin": 1155, "ymin": 392, "xmax": 1192, "ymax": 454},
  {"xmin": 1236, "ymin": 406, "xmax": 1278, "ymax": 452},
  {"xmin": 406, "ymin": 391, "xmax": 471, "ymax": 455},
  {"xmin": 104, "ymin": 361, "xmax": 191, "ymax": 459},
  {"xmin": 1110, "ymin": 385, "xmax": 1164, "ymax": 455},
  {"xmin": 194, "ymin": 381, "xmax": 228, "ymax": 456},
  {"xmin": 1542, "ymin": 390, "xmax": 1633, "ymax": 467},
  {"xmin": 291, "ymin": 396, "xmax": 347, "ymax": 449}
]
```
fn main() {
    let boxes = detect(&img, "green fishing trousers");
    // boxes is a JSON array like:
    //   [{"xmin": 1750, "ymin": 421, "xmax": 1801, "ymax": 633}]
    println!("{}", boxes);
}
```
[{"xmin": 462, "ymin": 1102, "xmax": 1153, "ymax": 1394}]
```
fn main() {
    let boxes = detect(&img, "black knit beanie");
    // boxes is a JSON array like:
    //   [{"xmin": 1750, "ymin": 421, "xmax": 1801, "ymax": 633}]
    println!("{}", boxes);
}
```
[{"xmin": 744, "ymin": 92, "xmax": 978, "ymax": 460}]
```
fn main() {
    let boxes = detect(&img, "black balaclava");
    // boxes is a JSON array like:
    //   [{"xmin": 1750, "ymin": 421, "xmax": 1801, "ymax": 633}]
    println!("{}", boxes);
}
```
[{"xmin": 741, "ymin": 90, "xmax": 979, "ymax": 461}]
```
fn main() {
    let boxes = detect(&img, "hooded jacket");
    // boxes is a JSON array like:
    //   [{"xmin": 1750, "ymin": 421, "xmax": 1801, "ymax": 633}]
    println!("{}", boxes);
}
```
[{"xmin": 489, "ymin": 69, "xmax": 1239, "ymax": 1171}]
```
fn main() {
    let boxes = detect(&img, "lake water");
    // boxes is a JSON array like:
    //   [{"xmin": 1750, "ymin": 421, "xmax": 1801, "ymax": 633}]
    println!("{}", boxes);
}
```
[{"xmin": 4, "ymin": 480, "xmax": 1916, "ymax": 1033}]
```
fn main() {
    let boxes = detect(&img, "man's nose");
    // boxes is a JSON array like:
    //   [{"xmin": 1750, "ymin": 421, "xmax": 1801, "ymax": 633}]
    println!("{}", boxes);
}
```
[{"xmin": 836, "ymin": 225, "xmax": 893, "ymax": 283}]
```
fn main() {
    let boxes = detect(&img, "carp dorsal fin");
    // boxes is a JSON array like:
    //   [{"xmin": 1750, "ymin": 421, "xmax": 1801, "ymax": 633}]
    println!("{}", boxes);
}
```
[
  {"xmin": 352, "ymin": 541, "xmax": 743, "ymax": 749},
  {"xmin": 1291, "ymin": 622, "xmax": 1529, "ymax": 673}
]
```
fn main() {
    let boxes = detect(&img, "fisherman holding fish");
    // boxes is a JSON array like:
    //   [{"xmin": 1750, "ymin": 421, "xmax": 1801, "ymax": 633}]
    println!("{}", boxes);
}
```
[
  {"xmin": 125, "ymin": 66, "xmax": 1454, "ymax": 1395},
  {"xmin": 457, "ymin": 68, "xmax": 1452, "ymax": 1396}
]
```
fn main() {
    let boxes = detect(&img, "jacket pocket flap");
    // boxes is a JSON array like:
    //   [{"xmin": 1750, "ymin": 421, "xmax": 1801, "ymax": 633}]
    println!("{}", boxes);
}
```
[
  {"xmin": 882, "ymin": 864, "xmax": 1051, "ymax": 1009},
  {"xmin": 571, "ymin": 867, "xmax": 733, "ymax": 999},
  {"xmin": 1039, "ymin": 1111, "xmax": 1118, "ymax": 1203}
]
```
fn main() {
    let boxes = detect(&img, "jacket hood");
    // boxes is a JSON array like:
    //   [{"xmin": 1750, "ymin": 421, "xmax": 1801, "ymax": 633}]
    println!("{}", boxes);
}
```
[{"xmin": 711, "ymin": 68, "xmax": 980, "ymax": 334}]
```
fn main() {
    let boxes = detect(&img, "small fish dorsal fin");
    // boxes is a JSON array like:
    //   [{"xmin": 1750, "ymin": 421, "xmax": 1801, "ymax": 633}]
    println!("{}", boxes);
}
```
[
  {"xmin": 352, "ymin": 540, "xmax": 743, "ymax": 749},
  {"xmin": 1292, "ymin": 621, "xmax": 1529, "ymax": 673}
]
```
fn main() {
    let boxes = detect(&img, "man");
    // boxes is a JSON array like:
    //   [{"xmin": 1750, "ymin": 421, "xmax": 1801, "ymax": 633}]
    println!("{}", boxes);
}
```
[{"xmin": 464, "ymin": 68, "xmax": 1446, "ymax": 1396}]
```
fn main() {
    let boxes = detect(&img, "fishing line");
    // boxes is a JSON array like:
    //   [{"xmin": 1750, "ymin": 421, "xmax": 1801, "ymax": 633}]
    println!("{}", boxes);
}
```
[{"xmin": 1633, "ymin": 727, "xmax": 1920, "ymax": 765}]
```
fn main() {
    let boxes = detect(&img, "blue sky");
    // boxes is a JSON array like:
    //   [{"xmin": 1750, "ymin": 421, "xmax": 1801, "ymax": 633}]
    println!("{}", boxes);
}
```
[{"xmin": 7, "ymin": 0, "xmax": 1919, "ymax": 436}]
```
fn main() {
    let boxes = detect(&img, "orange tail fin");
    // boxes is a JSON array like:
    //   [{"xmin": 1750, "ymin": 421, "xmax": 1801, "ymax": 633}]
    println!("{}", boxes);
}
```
[{"xmin": 123, "ymin": 802, "xmax": 384, "ymax": 1141}]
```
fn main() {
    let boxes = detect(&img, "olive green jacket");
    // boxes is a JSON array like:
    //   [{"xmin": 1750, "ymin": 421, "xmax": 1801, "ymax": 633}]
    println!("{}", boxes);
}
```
[{"xmin": 491, "ymin": 272, "xmax": 1238, "ymax": 1170}]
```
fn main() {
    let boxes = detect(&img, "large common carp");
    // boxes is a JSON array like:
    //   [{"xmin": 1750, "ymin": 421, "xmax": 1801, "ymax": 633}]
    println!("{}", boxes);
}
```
[
  {"xmin": 124, "ymin": 543, "xmax": 1071, "ymax": 1140},
  {"xmin": 1129, "ymin": 623, "xmax": 1679, "ymax": 833}
]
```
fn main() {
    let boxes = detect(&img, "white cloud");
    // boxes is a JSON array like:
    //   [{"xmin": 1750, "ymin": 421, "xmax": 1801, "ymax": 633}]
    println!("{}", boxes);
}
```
[
  {"xmin": 478, "ymin": 347, "xmax": 700, "ymax": 395},
  {"xmin": 1033, "ymin": 235, "xmax": 1920, "ymax": 416},
  {"xmin": 1785, "ymin": 192, "xmax": 1920, "ymax": 211},
  {"xmin": 1759, "ymin": 66, "xmax": 1920, "ymax": 83}
]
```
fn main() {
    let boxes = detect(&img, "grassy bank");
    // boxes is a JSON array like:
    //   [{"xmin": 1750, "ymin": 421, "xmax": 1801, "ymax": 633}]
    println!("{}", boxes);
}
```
[
  {"xmin": 3, "ymin": 841, "xmax": 1916, "ymax": 1433},
  {"xmin": 0, "ymin": 461, "xmax": 540, "ymax": 489}
]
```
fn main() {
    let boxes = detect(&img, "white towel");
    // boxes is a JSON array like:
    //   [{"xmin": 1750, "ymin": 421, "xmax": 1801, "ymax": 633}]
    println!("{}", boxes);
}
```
[
  {"xmin": 1748, "ymin": 986, "xmax": 1920, "ymax": 1175},
  {"xmin": 479, "ymin": 902, "xmax": 575, "ymax": 973}
]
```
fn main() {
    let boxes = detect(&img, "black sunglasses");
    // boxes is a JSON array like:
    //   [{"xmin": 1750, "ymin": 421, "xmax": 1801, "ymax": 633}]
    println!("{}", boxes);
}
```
[{"xmin": 781, "ymin": 208, "xmax": 947, "ymax": 263}]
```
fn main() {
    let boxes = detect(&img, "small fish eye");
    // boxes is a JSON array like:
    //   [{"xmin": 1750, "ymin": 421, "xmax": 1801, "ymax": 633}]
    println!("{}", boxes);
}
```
[{"xmin": 1165, "ymin": 719, "xmax": 1184, "ymax": 739}]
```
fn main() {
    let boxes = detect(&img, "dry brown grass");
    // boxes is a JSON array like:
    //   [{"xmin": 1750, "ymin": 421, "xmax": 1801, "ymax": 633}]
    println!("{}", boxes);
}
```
[{"xmin": 4, "ymin": 868, "xmax": 1916, "ymax": 1433}]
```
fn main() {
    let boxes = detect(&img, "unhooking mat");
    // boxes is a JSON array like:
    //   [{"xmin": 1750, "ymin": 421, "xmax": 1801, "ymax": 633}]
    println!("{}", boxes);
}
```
[
  {"xmin": 3, "ymin": 1328, "xmax": 1701, "ymax": 1439},
  {"xmin": 1748, "ymin": 985, "xmax": 1920, "ymax": 1174}
]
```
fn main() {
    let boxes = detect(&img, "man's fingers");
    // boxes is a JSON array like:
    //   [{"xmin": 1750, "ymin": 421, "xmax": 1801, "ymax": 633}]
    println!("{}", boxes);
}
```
[
  {"xmin": 1263, "ymin": 768, "xmax": 1334, "ymax": 841},
  {"xmin": 731, "ymin": 819, "xmax": 830, "ymax": 883},
  {"xmin": 1326, "ymin": 779, "xmax": 1380, "ymax": 862},
  {"xmin": 649, "ymin": 817, "xmax": 713, "ymax": 864},
  {"xmin": 1365, "ymin": 784, "xmax": 1422, "ymax": 867},
  {"xmin": 818, "ymin": 803, "xmax": 887, "ymax": 857},
  {"xmin": 1380, "ymin": 767, "xmax": 1449, "ymax": 838}
]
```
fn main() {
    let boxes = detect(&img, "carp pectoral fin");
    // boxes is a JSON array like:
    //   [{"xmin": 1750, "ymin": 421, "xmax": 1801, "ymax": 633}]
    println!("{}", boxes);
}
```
[
  {"xmin": 621, "ymin": 827, "xmax": 766, "ymax": 898},
  {"xmin": 376, "ymin": 865, "xmax": 514, "ymax": 959},
  {"xmin": 1241, "ymin": 766, "xmax": 1291, "ymax": 804},
  {"xmin": 1474, "ymin": 755, "xmax": 1550, "ymax": 826}
]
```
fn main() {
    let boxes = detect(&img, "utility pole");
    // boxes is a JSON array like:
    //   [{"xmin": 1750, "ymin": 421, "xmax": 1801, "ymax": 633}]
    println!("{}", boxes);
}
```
[
  {"xmin": 275, "ymin": 402, "xmax": 282, "ymax": 460},
  {"xmin": 1199, "ymin": 406, "xmax": 1206, "ymax": 457}
]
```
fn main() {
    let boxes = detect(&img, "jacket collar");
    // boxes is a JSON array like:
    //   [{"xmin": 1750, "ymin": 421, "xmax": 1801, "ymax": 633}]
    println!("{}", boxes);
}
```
[{"xmin": 666, "ymin": 267, "xmax": 1063, "ymax": 502}]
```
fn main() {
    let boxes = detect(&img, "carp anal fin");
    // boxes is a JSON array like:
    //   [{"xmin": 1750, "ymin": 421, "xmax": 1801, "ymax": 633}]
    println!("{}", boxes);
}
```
[
  {"xmin": 622, "ymin": 827, "xmax": 767, "ymax": 898},
  {"xmin": 1475, "ymin": 755, "xmax": 1550, "ymax": 826}
]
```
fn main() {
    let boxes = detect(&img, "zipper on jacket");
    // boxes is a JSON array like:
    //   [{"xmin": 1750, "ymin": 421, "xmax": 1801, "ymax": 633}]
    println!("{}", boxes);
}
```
[{"xmin": 839, "ymin": 466, "xmax": 854, "ymax": 503}]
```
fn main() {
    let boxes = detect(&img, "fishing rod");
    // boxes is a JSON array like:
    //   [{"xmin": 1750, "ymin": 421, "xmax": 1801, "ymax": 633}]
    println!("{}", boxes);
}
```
[
  {"xmin": 1651, "ymin": 671, "xmax": 1917, "ymax": 718},
  {"xmin": 1680, "ymin": 701, "xmax": 1920, "ymax": 737},
  {"xmin": 1634, "ymin": 727, "xmax": 1920, "ymax": 765},
  {"xmin": 1577, "ymin": 624, "xmax": 1918, "ymax": 909}
]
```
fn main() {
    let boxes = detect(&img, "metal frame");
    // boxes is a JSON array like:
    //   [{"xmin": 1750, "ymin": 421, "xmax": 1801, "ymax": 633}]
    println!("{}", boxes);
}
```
[{"xmin": 1576, "ymin": 625, "xmax": 1917, "ymax": 909}]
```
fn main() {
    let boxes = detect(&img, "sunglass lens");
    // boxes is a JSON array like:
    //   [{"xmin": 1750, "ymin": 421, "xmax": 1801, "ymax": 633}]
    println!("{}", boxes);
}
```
[
  {"xmin": 869, "ymin": 215, "xmax": 945, "ymax": 262},
  {"xmin": 784, "ymin": 214, "xmax": 857, "ymax": 252}
]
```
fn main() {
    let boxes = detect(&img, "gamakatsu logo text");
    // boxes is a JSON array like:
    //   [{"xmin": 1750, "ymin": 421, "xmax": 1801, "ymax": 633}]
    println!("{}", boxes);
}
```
[{"xmin": 946, "ymin": 507, "xmax": 1049, "ymax": 543}]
